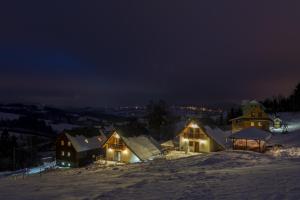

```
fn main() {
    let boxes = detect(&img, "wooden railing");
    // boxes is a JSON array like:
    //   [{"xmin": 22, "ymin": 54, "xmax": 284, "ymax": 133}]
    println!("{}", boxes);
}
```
[
  {"xmin": 108, "ymin": 143, "xmax": 126, "ymax": 150},
  {"xmin": 183, "ymin": 133, "xmax": 206, "ymax": 139}
]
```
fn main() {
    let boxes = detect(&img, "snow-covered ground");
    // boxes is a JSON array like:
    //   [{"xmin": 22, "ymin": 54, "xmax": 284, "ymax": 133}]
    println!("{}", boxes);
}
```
[
  {"xmin": 271, "ymin": 112, "xmax": 300, "ymax": 133},
  {"xmin": 0, "ymin": 112, "xmax": 20, "ymax": 120},
  {"xmin": 50, "ymin": 123, "xmax": 80, "ymax": 133},
  {"xmin": 1, "ymin": 151, "xmax": 300, "ymax": 200}
]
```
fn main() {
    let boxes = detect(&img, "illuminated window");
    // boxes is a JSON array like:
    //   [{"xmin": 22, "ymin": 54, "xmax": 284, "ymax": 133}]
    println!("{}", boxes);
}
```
[
  {"xmin": 85, "ymin": 139, "xmax": 89, "ymax": 143},
  {"xmin": 61, "ymin": 151, "xmax": 65, "ymax": 156},
  {"xmin": 61, "ymin": 140, "xmax": 64, "ymax": 146},
  {"xmin": 251, "ymin": 122, "xmax": 255, "ymax": 126},
  {"xmin": 62, "ymin": 162, "xmax": 65, "ymax": 166},
  {"xmin": 67, "ymin": 152, "xmax": 71, "ymax": 157},
  {"xmin": 68, "ymin": 163, "xmax": 71, "ymax": 167},
  {"xmin": 68, "ymin": 141, "xmax": 71, "ymax": 146},
  {"xmin": 258, "ymin": 122, "xmax": 262, "ymax": 127}
]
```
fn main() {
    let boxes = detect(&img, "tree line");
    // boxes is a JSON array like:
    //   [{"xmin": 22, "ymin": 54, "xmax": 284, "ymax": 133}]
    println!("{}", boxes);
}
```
[{"xmin": 262, "ymin": 82, "xmax": 300, "ymax": 113}]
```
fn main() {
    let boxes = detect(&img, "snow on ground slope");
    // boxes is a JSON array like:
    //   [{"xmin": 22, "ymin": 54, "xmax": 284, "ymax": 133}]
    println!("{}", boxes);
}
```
[
  {"xmin": 0, "ymin": 112, "xmax": 20, "ymax": 120},
  {"xmin": 1, "ymin": 151, "xmax": 300, "ymax": 200}
]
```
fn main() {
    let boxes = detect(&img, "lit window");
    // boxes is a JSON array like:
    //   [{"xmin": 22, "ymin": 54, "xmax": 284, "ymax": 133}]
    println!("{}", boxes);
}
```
[
  {"xmin": 68, "ymin": 163, "xmax": 71, "ymax": 167},
  {"xmin": 61, "ymin": 151, "xmax": 65, "ymax": 156},
  {"xmin": 258, "ymin": 122, "xmax": 262, "ymax": 127},
  {"xmin": 68, "ymin": 141, "xmax": 71, "ymax": 146},
  {"xmin": 62, "ymin": 162, "xmax": 65, "ymax": 166},
  {"xmin": 251, "ymin": 122, "xmax": 255, "ymax": 126},
  {"xmin": 85, "ymin": 139, "xmax": 89, "ymax": 143},
  {"xmin": 61, "ymin": 140, "xmax": 64, "ymax": 146},
  {"xmin": 67, "ymin": 152, "xmax": 71, "ymax": 157}
]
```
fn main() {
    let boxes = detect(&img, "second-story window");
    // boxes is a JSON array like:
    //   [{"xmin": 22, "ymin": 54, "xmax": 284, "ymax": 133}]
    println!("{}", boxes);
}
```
[
  {"xmin": 61, "ymin": 151, "xmax": 65, "ymax": 156},
  {"xmin": 61, "ymin": 140, "xmax": 64, "ymax": 146},
  {"xmin": 67, "ymin": 152, "xmax": 71, "ymax": 157},
  {"xmin": 68, "ymin": 141, "xmax": 71, "ymax": 147}
]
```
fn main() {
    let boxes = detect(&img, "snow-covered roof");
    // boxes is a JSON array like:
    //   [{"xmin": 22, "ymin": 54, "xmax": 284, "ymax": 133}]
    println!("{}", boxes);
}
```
[
  {"xmin": 65, "ymin": 128, "xmax": 107, "ymax": 152},
  {"xmin": 204, "ymin": 126, "xmax": 227, "ymax": 149},
  {"xmin": 121, "ymin": 135, "xmax": 162, "ymax": 161},
  {"xmin": 161, "ymin": 140, "xmax": 175, "ymax": 148},
  {"xmin": 229, "ymin": 127, "xmax": 272, "ymax": 141}
]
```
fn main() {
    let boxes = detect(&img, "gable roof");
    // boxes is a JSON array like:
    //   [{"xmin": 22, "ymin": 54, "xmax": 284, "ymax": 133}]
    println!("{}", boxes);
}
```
[
  {"xmin": 204, "ymin": 126, "xmax": 227, "ymax": 149},
  {"xmin": 229, "ymin": 127, "xmax": 272, "ymax": 141},
  {"xmin": 64, "ymin": 127, "xmax": 106, "ymax": 152},
  {"xmin": 103, "ymin": 126, "xmax": 161, "ymax": 161},
  {"xmin": 121, "ymin": 135, "xmax": 161, "ymax": 161},
  {"xmin": 177, "ymin": 118, "xmax": 226, "ymax": 149}
]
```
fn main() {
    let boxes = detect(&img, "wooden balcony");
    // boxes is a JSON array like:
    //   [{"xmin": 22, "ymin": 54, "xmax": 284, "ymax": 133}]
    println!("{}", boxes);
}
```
[
  {"xmin": 108, "ymin": 143, "xmax": 126, "ymax": 150},
  {"xmin": 183, "ymin": 133, "xmax": 206, "ymax": 139}
]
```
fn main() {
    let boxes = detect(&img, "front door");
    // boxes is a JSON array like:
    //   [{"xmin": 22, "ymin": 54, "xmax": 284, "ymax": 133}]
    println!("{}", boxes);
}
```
[
  {"xmin": 114, "ymin": 151, "xmax": 121, "ymax": 162},
  {"xmin": 194, "ymin": 142, "xmax": 200, "ymax": 152}
]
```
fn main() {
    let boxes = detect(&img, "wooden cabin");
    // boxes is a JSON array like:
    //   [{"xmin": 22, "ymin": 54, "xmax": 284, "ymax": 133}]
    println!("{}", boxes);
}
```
[
  {"xmin": 56, "ymin": 127, "xmax": 106, "ymax": 167},
  {"xmin": 102, "ymin": 127, "xmax": 161, "ymax": 163},
  {"xmin": 229, "ymin": 127, "xmax": 272, "ymax": 152},
  {"xmin": 273, "ymin": 117, "xmax": 283, "ymax": 129},
  {"xmin": 230, "ymin": 100, "xmax": 272, "ymax": 133},
  {"xmin": 178, "ymin": 120, "xmax": 225, "ymax": 153}
]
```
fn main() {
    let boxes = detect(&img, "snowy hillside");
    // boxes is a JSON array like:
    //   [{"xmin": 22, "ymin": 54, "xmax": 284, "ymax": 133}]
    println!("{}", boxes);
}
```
[{"xmin": 1, "ymin": 151, "xmax": 300, "ymax": 200}]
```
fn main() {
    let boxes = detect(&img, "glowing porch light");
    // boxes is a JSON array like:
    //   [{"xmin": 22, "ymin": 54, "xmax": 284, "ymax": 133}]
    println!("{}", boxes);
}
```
[
  {"xmin": 115, "ymin": 133, "xmax": 120, "ymax": 139},
  {"xmin": 122, "ymin": 148, "xmax": 128, "ymax": 154},
  {"xmin": 199, "ymin": 139, "xmax": 207, "ymax": 145},
  {"xmin": 108, "ymin": 148, "xmax": 113, "ymax": 152},
  {"xmin": 183, "ymin": 138, "xmax": 189, "ymax": 142}
]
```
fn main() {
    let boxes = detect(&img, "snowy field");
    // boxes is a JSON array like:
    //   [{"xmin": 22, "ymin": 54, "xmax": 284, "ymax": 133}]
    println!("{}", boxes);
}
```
[{"xmin": 1, "ymin": 150, "xmax": 300, "ymax": 200}]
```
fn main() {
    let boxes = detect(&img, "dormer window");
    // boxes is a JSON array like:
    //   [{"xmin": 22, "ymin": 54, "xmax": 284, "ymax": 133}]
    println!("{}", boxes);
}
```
[{"xmin": 61, "ymin": 140, "xmax": 64, "ymax": 146}]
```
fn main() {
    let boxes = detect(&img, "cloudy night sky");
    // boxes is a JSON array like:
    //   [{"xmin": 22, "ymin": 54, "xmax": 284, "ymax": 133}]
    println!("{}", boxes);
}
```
[{"xmin": 0, "ymin": 1, "xmax": 300, "ymax": 107}]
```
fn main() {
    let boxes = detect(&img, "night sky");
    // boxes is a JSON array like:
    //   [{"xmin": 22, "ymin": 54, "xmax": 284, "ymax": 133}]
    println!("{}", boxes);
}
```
[{"xmin": 1, "ymin": 1, "xmax": 300, "ymax": 107}]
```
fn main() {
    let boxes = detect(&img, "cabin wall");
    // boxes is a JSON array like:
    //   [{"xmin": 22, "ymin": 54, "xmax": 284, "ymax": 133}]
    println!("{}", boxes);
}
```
[
  {"xmin": 179, "ymin": 135, "xmax": 211, "ymax": 153},
  {"xmin": 56, "ymin": 134, "xmax": 77, "ymax": 167},
  {"xmin": 105, "ymin": 147, "xmax": 140, "ymax": 163},
  {"xmin": 232, "ymin": 120, "xmax": 271, "ymax": 133}
]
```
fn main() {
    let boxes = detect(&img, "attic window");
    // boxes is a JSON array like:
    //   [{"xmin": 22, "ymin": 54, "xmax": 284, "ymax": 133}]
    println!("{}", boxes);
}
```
[{"xmin": 85, "ymin": 139, "xmax": 89, "ymax": 143}]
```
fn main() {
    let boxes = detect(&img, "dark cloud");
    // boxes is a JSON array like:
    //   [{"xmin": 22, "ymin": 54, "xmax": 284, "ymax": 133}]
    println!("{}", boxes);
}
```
[{"xmin": 0, "ymin": 1, "xmax": 299, "ymax": 106}]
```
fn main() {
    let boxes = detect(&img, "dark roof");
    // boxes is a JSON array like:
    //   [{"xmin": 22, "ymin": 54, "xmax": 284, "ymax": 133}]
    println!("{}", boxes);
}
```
[
  {"xmin": 63, "ymin": 127, "xmax": 107, "ymax": 152},
  {"xmin": 230, "ymin": 116, "xmax": 272, "ymax": 121},
  {"xmin": 65, "ymin": 127, "xmax": 102, "ymax": 138},
  {"xmin": 229, "ymin": 127, "xmax": 272, "ymax": 141}
]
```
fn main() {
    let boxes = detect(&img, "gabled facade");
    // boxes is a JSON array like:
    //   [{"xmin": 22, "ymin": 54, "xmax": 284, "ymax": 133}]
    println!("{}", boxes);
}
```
[
  {"xmin": 230, "ymin": 100, "xmax": 272, "ymax": 133},
  {"xmin": 103, "ymin": 128, "xmax": 161, "ymax": 163},
  {"xmin": 178, "ymin": 120, "xmax": 225, "ymax": 153},
  {"xmin": 56, "ymin": 127, "xmax": 106, "ymax": 167}
]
